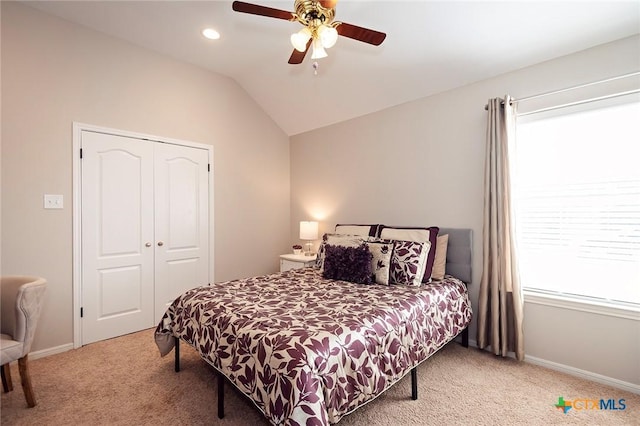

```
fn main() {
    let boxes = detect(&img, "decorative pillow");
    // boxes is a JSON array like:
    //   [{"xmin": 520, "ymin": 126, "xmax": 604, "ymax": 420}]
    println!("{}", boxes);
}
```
[
  {"xmin": 316, "ymin": 233, "xmax": 367, "ymax": 269},
  {"xmin": 431, "ymin": 234, "xmax": 449, "ymax": 281},
  {"xmin": 322, "ymin": 244, "xmax": 373, "ymax": 284},
  {"xmin": 366, "ymin": 240, "xmax": 393, "ymax": 285},
  {"xmin": 335, "ymin": 224, "xmax": 379, "ymax": 237},
  {"xmin": 315, "ymin": 241, "xmax": 325, "ymax": 268},
  {"xmin": 378, "ymin": 226, "xmax": 440, "ymax": 283},
  {"xmin": 389, "ymin": 240, "xmax": 430, "ymax": 286}
]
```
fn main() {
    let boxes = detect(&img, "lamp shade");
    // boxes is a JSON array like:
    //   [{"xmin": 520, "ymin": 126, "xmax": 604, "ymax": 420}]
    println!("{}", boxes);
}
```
[
  {"xmin": 318, "ymin": 24, "xmax": 338, "ymax": 48},
  {"xmin": 310, "ymin": 38, "xmax": 328, "ymax": 59},
  {"xmin": 291, "ymin": 27, "xmax": 312, "ymax": 52},
  {"xmin": 299, "ymin": 221, "xmax": 319, "ymax": 240}
]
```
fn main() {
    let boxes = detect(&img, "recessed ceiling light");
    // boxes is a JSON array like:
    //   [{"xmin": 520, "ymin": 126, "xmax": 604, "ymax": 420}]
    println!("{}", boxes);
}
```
[{"xmin": 202, "ymin": 28, "xmax": 220, "ymax": 40}]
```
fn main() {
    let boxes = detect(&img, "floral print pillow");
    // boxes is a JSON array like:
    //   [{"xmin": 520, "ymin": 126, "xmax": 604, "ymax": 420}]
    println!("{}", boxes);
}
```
[
  {"xmin": 378, "ymin": 226, "xmax": 440, "ymax": 283},
  {"xmin": 366, "ymin": 240, "xmax": 393, "ymax": 285},
  {"xmin": 389, "ymin": 240, "xmax": 431, "ymax": 286}
]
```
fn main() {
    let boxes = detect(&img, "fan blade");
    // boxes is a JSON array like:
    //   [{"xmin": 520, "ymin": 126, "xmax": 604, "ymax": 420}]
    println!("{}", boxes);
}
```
[
  {"xmin": 337, "ymin": 22, "xmax": 386, "ymax": 46},
  {"xmin": 232, "ymin": 1, "xmax": 294, "ymax": 20},
  {"xmin": 288, "ymin": 39, "xmax": 312, "ymax": 64},
  {"xmin": 319, "ymin": 0, "xmax": 338, "ymax": 8}
]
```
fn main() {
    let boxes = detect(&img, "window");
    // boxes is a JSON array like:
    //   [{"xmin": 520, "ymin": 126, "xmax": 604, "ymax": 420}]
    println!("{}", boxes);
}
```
[{"xmin": 513, "ymin": 97, "xmax": 640, "ymax": 307}]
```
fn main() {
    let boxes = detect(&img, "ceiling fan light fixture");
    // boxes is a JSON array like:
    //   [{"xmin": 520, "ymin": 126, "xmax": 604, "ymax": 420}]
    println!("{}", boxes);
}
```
[
  {"xmin": 318, "ymin": 24, "xmax": 338, "ymax": 48},
  {"xmin": 290, "ymin": 27, "xmax": 312, "ymax": 52},
  {"xmin": 231, "ymin": 0, "xmax": 386, "ymax": 65},
  {"xmin": 310, "ymin": 38, "xmax": 328, "ymax": 59}
]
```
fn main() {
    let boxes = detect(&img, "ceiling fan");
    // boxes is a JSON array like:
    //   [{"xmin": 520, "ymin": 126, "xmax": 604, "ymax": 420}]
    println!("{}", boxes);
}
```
[{"xmin": 231, "ymin": 0, "xmax": 386, "ymax": 64}]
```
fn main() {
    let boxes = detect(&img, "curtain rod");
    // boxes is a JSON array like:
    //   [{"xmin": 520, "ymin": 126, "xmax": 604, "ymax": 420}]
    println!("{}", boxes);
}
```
[
  {"xmin": 483, "ymin": 71, "xmax": 640, "ymax": 110},
  {"xmin": 517, "ymin": 89, "xmax": 640, "ymax": 117}
]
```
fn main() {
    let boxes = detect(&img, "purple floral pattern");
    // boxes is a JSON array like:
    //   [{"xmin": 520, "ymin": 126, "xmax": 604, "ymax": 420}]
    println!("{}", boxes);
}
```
[
  {"xmin": 389, "ymin": 241, "xmax": 430, "ymax": 286},
  {"xmin": 155, "ymin": 268, "xmax": 472, "ymax": 425},
  {"xmin": 366, "ymin": 240, "xmax": 393, "ymax": 285}
]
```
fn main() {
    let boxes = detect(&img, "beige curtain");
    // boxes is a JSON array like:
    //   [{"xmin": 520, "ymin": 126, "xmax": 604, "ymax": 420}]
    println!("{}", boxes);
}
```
[{"xmin": 477, "ymin": 95, "xmax": 525, "ymax": 360}]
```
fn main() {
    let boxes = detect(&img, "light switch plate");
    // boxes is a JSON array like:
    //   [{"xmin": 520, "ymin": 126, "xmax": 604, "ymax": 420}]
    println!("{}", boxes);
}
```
[{"xmin": 44, "ymin": 194, "xmax": 63, "ymax": 209}]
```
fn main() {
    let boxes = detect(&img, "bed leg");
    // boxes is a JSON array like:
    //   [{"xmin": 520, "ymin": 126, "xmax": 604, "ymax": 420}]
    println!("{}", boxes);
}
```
[
  {"xmin": 218, "ymin": 372, "xmax": 225, "ymax": 419},
  {"xmin": 174, "ymin": 337, "xmax": 180, "ymax": 372},
  {"xmin": 411, "ymin": 367, "xmax": 418, "ymax": 400},
  {"xmin": 461, "ymin": 327, "xmax": 469, "ymax": 348}
]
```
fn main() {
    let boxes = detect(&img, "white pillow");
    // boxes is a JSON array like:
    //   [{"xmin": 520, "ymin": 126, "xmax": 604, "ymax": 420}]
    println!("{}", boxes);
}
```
[
  {"xmin": 334, "ymin": 225, "xmax": 374, "ymax": 237},
  {"xmin": 325, "ymin": 233, "xmax": 365, "ymax": 247},
  {"xmin": 379, "ymin": 228, "xmax": 431, "ymax": 242}
]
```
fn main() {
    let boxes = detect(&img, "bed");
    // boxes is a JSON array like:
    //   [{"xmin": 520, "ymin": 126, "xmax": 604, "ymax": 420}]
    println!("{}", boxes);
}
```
[{"xmin": 155, "ymin": 227, "xmax": 473, "ymax": 425}]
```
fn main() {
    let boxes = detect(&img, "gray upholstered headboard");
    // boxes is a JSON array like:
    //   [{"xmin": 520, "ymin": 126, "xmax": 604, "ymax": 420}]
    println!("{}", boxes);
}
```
[{"xmin": 439, "ymin": 228, "xmax": 473, "ymax": 284}]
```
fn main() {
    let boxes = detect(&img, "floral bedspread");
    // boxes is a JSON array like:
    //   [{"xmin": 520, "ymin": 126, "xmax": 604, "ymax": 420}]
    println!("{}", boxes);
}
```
[{"xmin": 155, "ymin": 268, "xmax": 472, "ymax": 425}]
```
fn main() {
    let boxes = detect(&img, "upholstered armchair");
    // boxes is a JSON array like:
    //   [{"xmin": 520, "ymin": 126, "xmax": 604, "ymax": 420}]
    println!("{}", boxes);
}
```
[{"xmin": 1, "ymin": 276, "xmax": 47, "ymax": 407}]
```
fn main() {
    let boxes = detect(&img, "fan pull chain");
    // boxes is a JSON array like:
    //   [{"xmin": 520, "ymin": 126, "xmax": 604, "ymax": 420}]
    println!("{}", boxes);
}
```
[{"xmin": 313, "ymin": 61, "xmax": 319, "ymax": 76}]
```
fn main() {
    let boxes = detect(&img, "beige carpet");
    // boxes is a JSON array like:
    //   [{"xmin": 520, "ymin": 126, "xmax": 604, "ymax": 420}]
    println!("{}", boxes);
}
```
[{"xmin": 1, "ymin": 328, "xmax": 638, "ymax": 425}]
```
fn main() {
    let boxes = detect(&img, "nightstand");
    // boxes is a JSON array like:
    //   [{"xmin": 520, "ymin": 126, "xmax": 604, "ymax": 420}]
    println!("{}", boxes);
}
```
[{"xmin": 280, "ymin": 254, "xmax": 317, "ymax": 272}]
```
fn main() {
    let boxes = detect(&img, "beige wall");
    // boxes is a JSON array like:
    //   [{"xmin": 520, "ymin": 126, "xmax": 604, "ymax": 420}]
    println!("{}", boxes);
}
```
[
  {"xmin": 2, "ymin": 1, "xmax": 639, "ymax": 390},
  {"xmin": 291, "ymin": 36, "xmax": 640, "ymax": 387},
  {"xmin": 1, "ymin": 3, "xmax": 291, "ymax": 352}
]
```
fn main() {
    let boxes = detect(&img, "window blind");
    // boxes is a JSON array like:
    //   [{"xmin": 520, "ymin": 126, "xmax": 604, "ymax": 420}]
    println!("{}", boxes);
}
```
[{"xmin": 514, "ymin": 96, "xmax": 640, "ymax": 306}]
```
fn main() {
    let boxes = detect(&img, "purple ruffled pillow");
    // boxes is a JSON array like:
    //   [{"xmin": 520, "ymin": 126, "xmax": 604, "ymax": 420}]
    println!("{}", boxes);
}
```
[{"xmin": 322, "ymin": 243, "xmax": 373, "ymax": 284}]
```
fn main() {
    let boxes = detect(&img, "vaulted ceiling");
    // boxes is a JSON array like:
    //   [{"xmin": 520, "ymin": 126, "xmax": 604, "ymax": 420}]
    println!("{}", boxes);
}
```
[{"xmin": 25, "ymin": 1, "xmax": 640, "ymax": 135}]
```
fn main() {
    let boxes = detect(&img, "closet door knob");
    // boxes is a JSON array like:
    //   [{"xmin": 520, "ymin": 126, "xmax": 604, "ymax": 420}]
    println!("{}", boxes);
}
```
[
  {"xmin": 145, "ymin": 242, "xmax": 151, "ymax": 247},
  {"xmin": 157, "ymin": 241, "xmax": 164, "ymax": 246}
]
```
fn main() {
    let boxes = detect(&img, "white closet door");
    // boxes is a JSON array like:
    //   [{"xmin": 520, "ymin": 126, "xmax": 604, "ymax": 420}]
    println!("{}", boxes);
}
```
[
  {"xmin": 81, "ymin": 131, "xmax": 155, "ymax": 344},
  {"xmin": 153, "ymin": 143, "xmax": 210, "ymax": 322},
  {"xmin": 81, "ymin": 130, "xmax": 211, "ymax": 344}
]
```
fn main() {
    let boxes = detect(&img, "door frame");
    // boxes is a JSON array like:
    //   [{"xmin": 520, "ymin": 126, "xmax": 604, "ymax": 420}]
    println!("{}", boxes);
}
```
[{"xmin": 72, "ymin": 122, "xmax": 214, "ymax": 348}]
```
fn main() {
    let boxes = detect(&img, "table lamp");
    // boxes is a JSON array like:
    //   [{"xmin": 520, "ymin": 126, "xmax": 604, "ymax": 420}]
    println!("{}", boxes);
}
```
[{"xmin": 299, "ymin": 221, "xmax": 319, "ymax": 256}]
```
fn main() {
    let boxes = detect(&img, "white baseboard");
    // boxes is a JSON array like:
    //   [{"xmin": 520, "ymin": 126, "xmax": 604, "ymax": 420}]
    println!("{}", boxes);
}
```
[
  {"xmin": 524, "ymin": 355, "xmax": 640, "ymax": 395},
  {"xmin": 30, "ymin": 343, "xmax": 74, "ymax": 360},
  {"xmin": 466, "ymin": 338, "xmax": 639, "ymax": 395}
]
